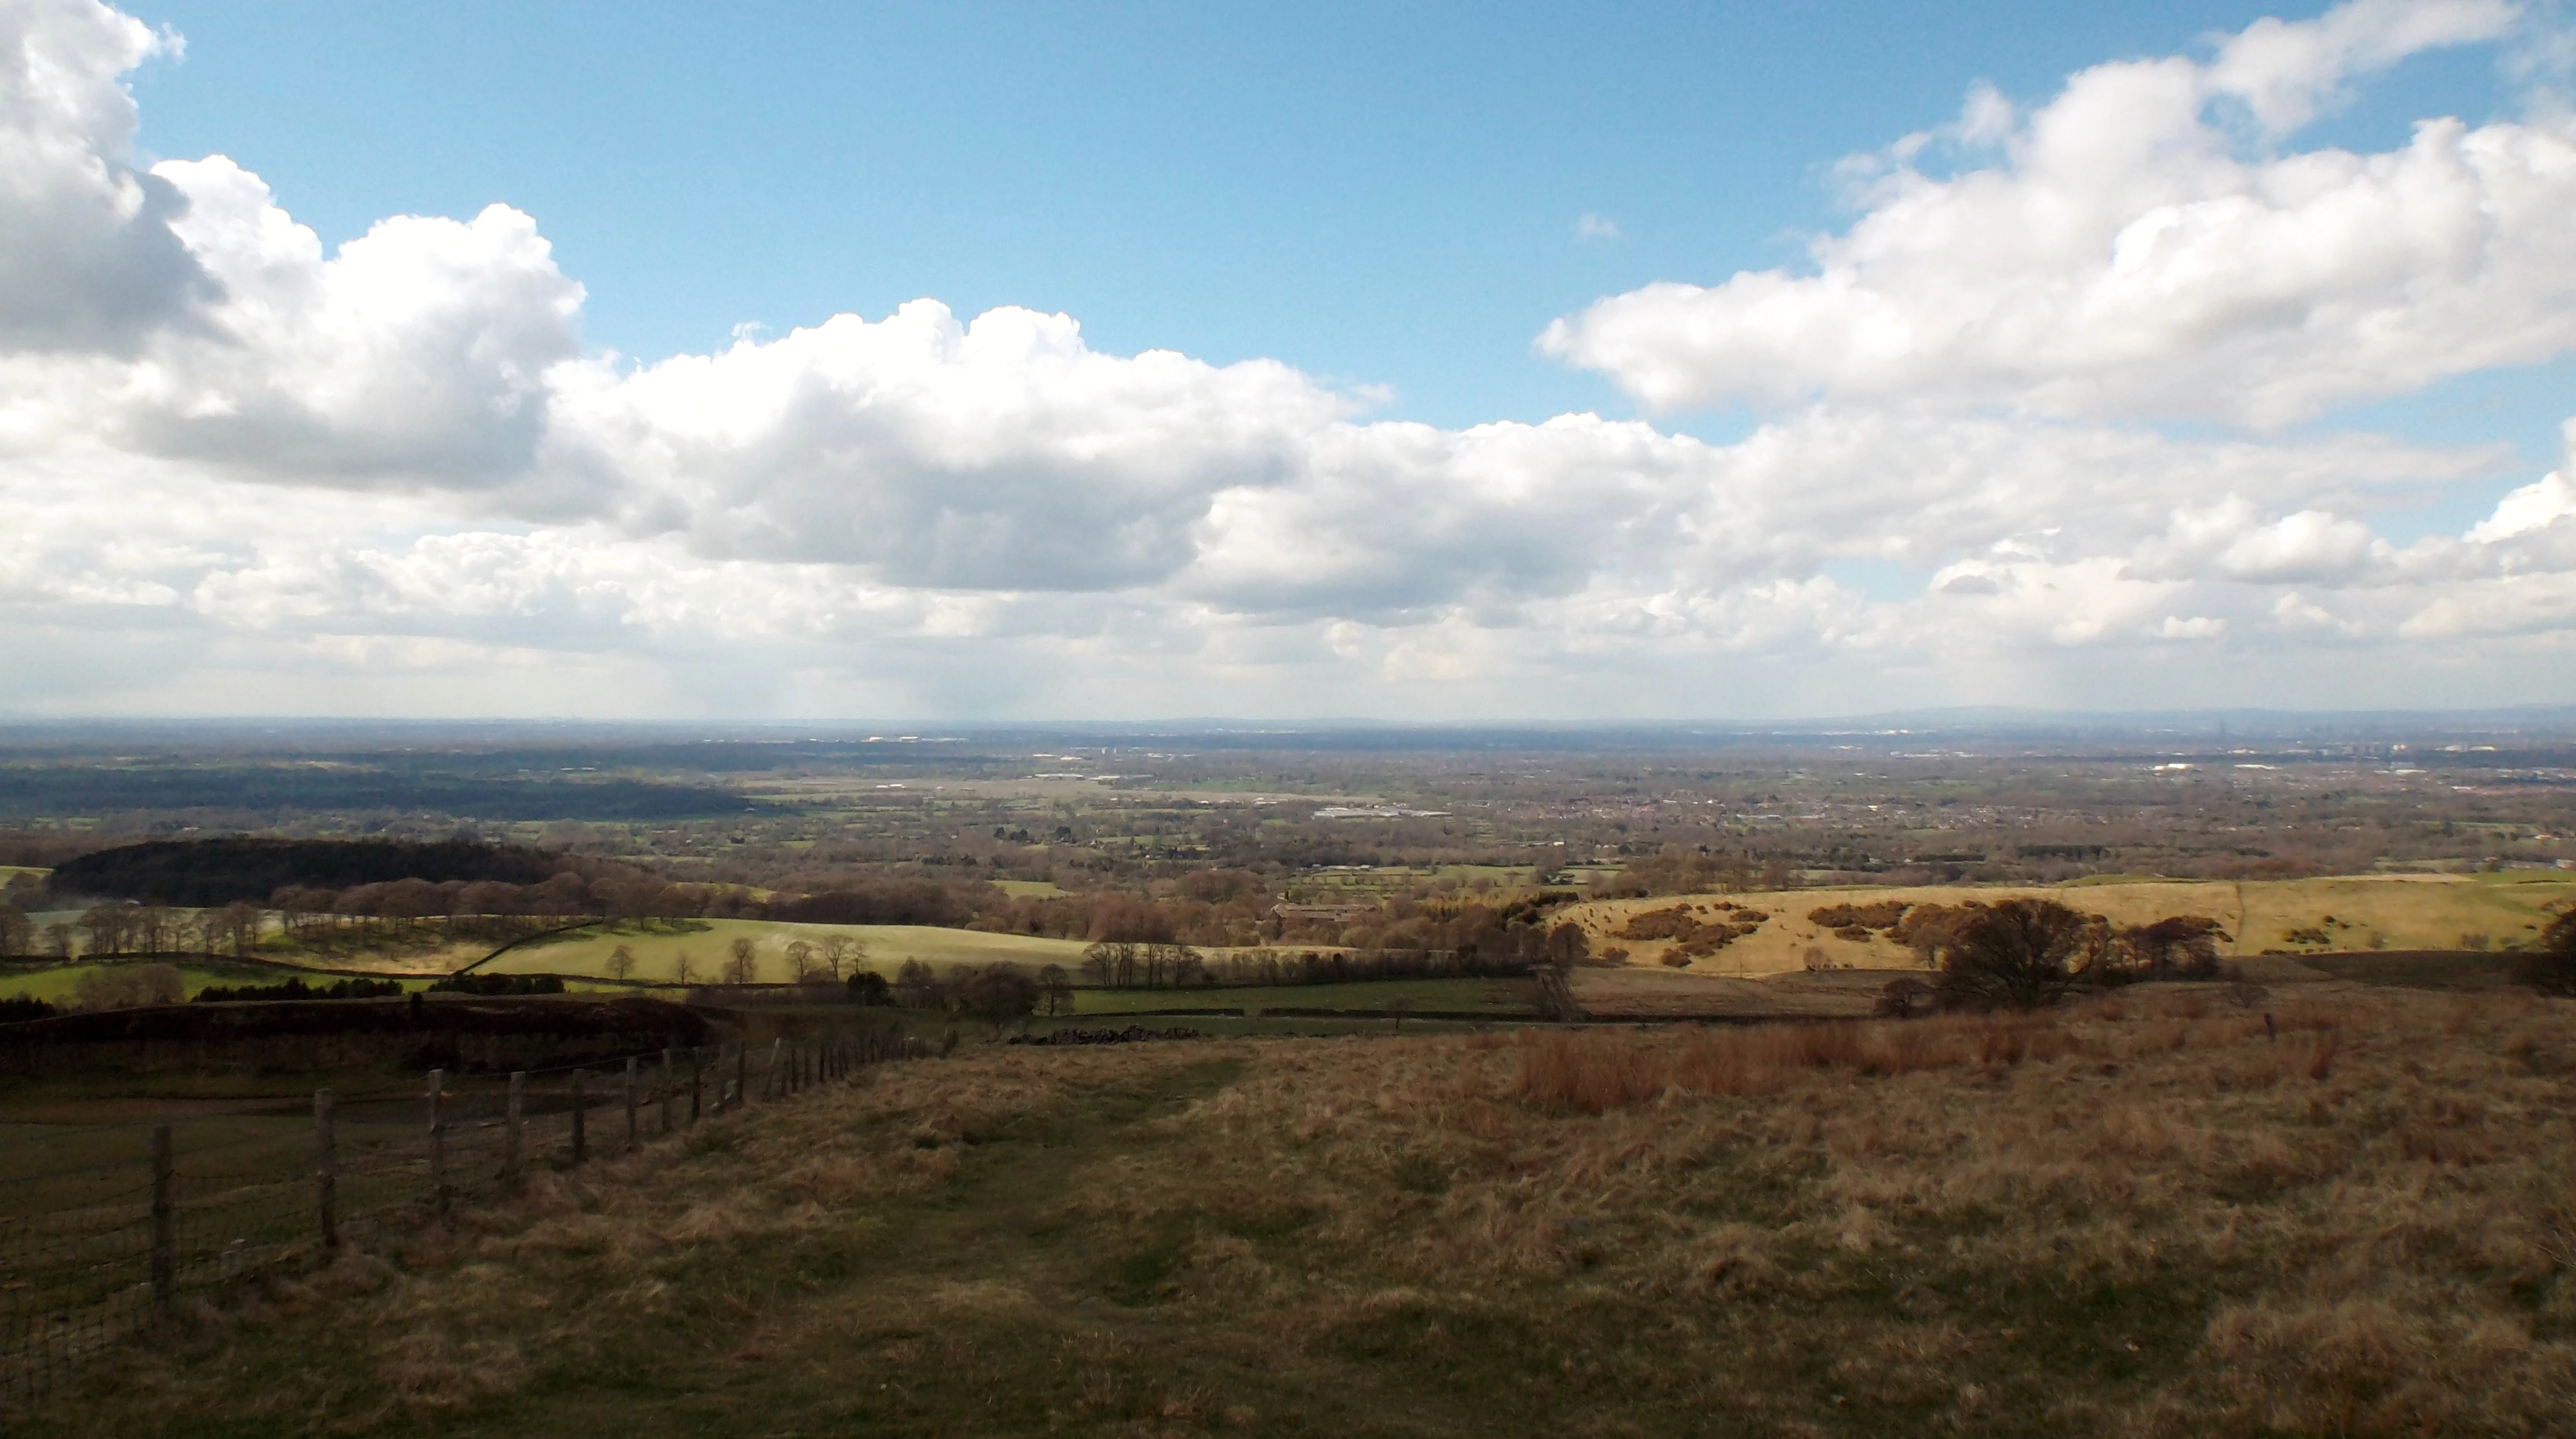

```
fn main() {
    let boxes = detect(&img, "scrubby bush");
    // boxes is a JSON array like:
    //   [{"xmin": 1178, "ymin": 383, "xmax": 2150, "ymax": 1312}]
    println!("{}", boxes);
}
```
[
  {"xmin": 1874, "ymin": 977, "xmax": 1933, "ymax": 1018},
  {"xmin": 195, "ymin": 976, "xmax": 404, "ymax": 1003},
  {"xmin": 2118, "ymin": 915, "xmax": 2230, "ymax": 979},
  {"xmin": 1808, "ymin": 900, "xmax": 1909, "ymax": 932},
  {"xmin": 2514, "ymin": 911, "xmax": 2576, "ymax": 996}
]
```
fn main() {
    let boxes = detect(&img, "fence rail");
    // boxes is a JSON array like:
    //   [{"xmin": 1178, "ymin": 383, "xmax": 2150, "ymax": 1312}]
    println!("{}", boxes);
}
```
[{"xmin": 0, "ymin": 1028, "xmax": 923, "ymax": 1404}]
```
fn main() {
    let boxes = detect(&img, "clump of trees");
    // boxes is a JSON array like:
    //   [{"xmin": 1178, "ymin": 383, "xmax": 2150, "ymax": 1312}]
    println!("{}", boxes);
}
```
[
  {"xmin": 1880, "ymin": 899, "xmax": 2241, "ymax": 1013},
  {"xmin": 71, "ymin": 963, "xmax": 184, "ymax": 1011},
  {"xmin": 1, "ymin": 993, "xmax": 58, "ymax": 1022},
  {"xmin": 875, "ymin": 961, "xmax": 1072, "ymax": 1029}
]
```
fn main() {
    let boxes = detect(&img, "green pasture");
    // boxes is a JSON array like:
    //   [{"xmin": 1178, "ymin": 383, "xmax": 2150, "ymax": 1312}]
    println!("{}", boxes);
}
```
[
  {"xmin": 476, "ymin": 918, "xmax": 1095, "ymax": 983},
  {"xmin": 990, "ymin": 879, "xmax": 1069, "ymax": 898},
  {"xmin": 0, "ymin": 960, "xmax": 387, "ymax": 1006}
]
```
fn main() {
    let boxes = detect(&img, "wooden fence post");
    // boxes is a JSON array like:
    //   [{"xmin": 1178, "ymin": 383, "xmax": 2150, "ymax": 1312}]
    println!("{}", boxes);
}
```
[
  {"xmin": 505, "ymin": 1071, "xmax": 525, "ymax": 1192},
  {"xmin": 571, "ymin": 1068, "xmax": 588, "ymax": 1163},
  {"xmin": 315, "ymin": 1089, "xmax": 338, "ymax": 1254},
  {"xmin": 735, "ymin": 1043, "xmax": 747, "ymax": 1109},
  {"xmin": 690, "ymin": 1049, "xmax": 703, "ymax": 1123},
  {"xmin": 623, "ymin": 1057, "xmax": 639, "ymax": 1150},
  {"xmin": 659, "ymin": 1048, "xmax": 674, "ymax": 1134},
  {"xmin": 149, "ymin": 1125, "xmax": 174, "ymax": 1318},
  {"xmin": 427, "ymin": 1069, "xmax": 449, "ymax": 1223},
  {"xmin": 769, "ymin": 1038, "xmax": 784, "ymax": 1099}
]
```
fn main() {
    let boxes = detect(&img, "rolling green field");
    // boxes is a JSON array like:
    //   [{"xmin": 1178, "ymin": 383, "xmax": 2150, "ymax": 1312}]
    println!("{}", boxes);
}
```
[{"xmin": 476, "ymin": 919, "xmax": 1095, "ymax": 983}]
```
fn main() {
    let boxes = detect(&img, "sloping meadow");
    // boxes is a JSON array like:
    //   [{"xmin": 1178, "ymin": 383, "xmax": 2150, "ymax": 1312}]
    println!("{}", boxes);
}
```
[{"xmin": 14, "ymin": 986, "xmax": 2575, "ymax": 1437}]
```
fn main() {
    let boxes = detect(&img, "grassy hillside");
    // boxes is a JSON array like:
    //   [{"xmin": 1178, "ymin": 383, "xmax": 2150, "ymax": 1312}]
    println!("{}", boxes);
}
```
[
  {"xmin": 1568, "ymin": 872, "xmax": 2576, "ymax": 976},
  {"xmin": 13, "ymin": 984, "xmax": 2573, "ymax": 1436}
]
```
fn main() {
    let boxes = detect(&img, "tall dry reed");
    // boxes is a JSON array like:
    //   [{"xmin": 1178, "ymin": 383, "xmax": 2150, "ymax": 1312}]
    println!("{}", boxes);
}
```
[{"xmin": 1511, "ymin": 1012, "xmax": 2078, "ymax": 1111}]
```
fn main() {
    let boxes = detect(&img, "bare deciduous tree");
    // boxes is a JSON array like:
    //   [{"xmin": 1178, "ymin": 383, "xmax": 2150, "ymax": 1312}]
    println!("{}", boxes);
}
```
[
  {"xmin": 1036, "ymin": 962, "xmax": 1072, "ymax": 1016},
  {"xmin": 1936, "ymin": 898, "xmax": 2107, "ymax": 1010}
]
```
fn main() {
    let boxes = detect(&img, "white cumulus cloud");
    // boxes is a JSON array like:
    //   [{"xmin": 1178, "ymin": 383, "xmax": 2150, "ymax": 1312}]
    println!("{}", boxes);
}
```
[{"xmin": 1539, "ymin": 0, "xmax": 2574, "ymax": 427}]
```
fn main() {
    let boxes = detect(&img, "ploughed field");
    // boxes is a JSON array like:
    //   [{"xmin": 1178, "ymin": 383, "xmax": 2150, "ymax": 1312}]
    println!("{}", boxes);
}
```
[{"xmin": 12, "ymin": 983, "xmax": 2572, "ymax": 1438}]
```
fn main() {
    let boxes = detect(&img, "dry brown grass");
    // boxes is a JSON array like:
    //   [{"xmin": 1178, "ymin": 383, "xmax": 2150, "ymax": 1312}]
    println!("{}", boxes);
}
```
[
  {"xmin": 1509, "ymin": 1013, "xmax": 2083, "ymax": 1110},
  {"xmin": 17, "ymin": 985, "xmax": 2576, "ymax": 1437}
]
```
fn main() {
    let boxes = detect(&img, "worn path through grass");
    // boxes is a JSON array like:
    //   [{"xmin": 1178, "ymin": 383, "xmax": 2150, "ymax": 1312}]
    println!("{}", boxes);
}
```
[{"xmin": 12, "ymin": 1045, "xmax": 1462, "ymax": 1437}]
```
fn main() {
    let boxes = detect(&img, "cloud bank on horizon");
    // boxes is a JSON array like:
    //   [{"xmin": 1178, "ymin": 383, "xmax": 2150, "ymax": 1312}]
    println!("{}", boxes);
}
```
[{"xmin": 3, "ymin": 0, "xmax": 2574, "ymax": 718}]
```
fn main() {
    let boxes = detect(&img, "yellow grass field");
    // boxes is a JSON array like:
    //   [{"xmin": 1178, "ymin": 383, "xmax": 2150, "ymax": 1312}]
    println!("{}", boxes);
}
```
[
  {"xmin": 473, "ymin": 918, "xmax": 1095, "ymax": 984},
  {"xmin": 1566, "ymin": 872, "xmax": 2576, "ymax": 977}
]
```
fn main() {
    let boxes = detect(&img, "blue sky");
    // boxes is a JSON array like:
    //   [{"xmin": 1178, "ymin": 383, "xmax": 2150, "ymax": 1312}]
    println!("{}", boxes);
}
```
[
  {"xmin": 121, "ymin": 1, "xmax": 2529, "ymax": 431},
  {"xmin": 3, "ymin": 0, "xmax": 2574, "ymax": 719}
]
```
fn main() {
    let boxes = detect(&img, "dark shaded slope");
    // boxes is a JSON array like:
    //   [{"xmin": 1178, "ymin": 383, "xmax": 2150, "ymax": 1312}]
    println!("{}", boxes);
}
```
[{"xmin": 50, "ymin": 837, "xmax": 563, "ymax": 905}]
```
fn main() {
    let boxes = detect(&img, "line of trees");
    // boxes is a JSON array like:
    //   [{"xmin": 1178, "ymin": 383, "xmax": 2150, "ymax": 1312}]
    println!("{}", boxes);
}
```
[{"xmin": 0, "ymin": 901, "xmax": 264, "ymax": 961}]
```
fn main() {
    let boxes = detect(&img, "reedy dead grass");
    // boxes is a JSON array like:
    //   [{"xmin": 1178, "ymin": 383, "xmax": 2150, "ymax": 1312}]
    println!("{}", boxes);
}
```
[
  {"xmin": 1139, "ymin": 987, "xmax": 2576, "ymax": 1434},
  {"xmin": 19, "ymin": 986, "xmax": 2576, "ymax": 1438}
]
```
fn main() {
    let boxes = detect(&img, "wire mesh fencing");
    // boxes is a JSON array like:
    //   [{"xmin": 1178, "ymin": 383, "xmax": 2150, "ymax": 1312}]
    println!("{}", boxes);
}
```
[{"xmin": 0, "ymin": 1029, "xmax": 925, "ymax": 1404}]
